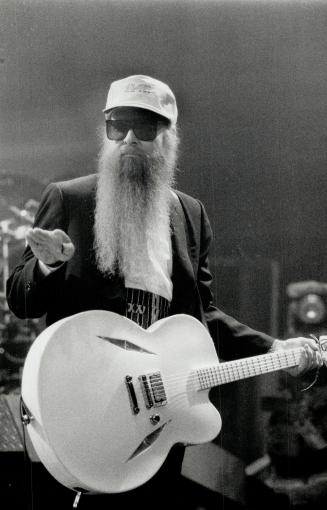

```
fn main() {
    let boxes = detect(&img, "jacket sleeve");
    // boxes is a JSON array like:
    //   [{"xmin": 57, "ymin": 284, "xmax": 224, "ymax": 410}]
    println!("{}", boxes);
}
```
[
  {"xmin": 196, "ymin": 201, "xmax": 275, "ymax": 361},
  {"xmin": 6, "ymin": 183, "xmax": 67, "ymax": 319}
]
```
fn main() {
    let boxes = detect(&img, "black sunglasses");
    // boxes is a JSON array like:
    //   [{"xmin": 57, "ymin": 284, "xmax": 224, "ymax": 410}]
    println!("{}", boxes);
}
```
[{"xmin": 106, "ymin": 118, "xmax": 168, "ymax": 142}]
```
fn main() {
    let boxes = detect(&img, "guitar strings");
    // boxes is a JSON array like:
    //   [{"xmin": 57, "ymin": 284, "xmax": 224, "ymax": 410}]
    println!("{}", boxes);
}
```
[{"xmin": 146, "ymin": 347, "xmax": 304, "ymax": 392}]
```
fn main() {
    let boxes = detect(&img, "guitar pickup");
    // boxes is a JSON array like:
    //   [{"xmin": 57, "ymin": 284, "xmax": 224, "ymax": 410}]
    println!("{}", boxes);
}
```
[
  {"xmin": 139, "ymin": 375, "xmax": 153, "ymax": 408},
  {"xmin": 139, "ymin": 372, "xmax": 167, "ymax": 409}
]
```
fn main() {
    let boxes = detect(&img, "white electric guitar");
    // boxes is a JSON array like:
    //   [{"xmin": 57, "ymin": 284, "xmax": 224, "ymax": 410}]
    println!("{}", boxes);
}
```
[{"xmin": 21, "ymin": 310, "xmax": 327, "ymax": 495}]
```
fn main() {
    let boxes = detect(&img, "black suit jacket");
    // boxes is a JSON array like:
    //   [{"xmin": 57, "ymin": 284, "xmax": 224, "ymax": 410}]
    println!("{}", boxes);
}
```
[{"xmin": 6, "ymin": 174, "xmax": 274, "ymax": 361}]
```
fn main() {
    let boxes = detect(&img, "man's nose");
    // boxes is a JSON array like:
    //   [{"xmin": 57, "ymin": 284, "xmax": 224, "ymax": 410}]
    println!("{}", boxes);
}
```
[{"xmin": 123, "ymin": 129, "xmax": 138, "ymax": 143}]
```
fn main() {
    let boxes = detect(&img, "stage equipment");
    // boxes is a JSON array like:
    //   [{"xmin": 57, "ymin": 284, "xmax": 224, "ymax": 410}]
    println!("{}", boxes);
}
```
[
  {"xmin": 0, "ymin": 179, "xmax": 42, "ymax": 393},
  {"xmin": 258, "ymin": 280, "xmax": 327, "ymax": 497},
  {"xmin": 286, "ymin": 280, "xmax": 327, "ymax": 337}
]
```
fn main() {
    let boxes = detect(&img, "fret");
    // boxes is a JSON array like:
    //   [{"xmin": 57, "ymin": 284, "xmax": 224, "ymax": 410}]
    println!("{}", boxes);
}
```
[{"xmin": 196, "ymin": 347, "xmax": 303, "ymax": 391}]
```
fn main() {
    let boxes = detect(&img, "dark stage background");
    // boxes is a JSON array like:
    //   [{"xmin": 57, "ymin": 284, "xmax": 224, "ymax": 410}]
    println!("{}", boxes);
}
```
[{"xmin": 1, "ymin": 0, "xmax": 327, "ymax": 507}]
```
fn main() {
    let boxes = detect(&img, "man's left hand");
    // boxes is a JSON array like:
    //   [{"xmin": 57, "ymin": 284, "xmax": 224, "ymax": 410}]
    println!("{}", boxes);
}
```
[{"xmin": 270, "ymin": 337, "xmax": 323, "ymax": 376}]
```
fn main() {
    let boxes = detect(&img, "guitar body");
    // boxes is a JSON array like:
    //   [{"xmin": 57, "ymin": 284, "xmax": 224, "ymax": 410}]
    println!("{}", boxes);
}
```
[{"xmin": 22, "ymin": 311, "xmax": 221, "ymax": 494}]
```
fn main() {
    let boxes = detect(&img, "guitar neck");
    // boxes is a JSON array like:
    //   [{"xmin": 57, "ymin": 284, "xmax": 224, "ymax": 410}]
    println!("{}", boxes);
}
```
[{"xmin": 196, "ymin": 347, "xmax": 303, "ymax": 391}]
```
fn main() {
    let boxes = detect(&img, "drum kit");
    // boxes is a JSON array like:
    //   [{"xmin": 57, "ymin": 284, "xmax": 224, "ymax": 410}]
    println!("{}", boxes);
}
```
[{"xmin": 0, "ymin": 172, "xmax": 44, "ymax": 393}]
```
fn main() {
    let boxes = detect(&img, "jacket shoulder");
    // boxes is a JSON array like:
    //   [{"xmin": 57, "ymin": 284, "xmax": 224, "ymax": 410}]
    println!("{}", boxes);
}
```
[
  {"xmin": 174, "ymin": 189, "xmax": 204, "ymax": 219},
  {"xmin": 54, "ymin": 174, "xmax": 97, "ymax": 197},
  {"xmin": 174, "ymin": 189, "xmax": 212, "ymax": 241},
  {"xmin": 175, "ymin": 189, "xmax": 201, "ymax": 208}
]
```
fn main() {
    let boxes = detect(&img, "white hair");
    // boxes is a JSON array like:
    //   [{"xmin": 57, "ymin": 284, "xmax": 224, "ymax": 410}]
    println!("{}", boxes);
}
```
[{"xmin": 94, "ymin": 127, "xmax": 179, "ymax": 279}]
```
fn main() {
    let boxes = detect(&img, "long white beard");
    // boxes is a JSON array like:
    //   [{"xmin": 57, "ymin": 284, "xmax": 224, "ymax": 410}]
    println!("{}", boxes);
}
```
[{"xmin": 94, "ymin": 130, "xmax": 178, "ymax": 282}]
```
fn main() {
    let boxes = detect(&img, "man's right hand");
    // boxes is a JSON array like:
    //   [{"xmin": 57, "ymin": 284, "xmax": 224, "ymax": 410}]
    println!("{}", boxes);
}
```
[{"xmin": 26, "ymin": 227, "xmax": 75, "ymax": 266}]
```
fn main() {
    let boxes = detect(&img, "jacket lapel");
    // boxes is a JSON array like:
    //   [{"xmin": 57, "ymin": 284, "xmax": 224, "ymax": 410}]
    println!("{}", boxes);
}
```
[{"xmin": 170, "ymin": 193, "xmax": 197, "ymax": 314}]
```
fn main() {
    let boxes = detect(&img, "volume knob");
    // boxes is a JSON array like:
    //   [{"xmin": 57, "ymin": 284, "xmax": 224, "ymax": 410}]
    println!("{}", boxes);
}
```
[{"xmin": 150, "ymin": 414, "xmax": 161, "ymax": 425}]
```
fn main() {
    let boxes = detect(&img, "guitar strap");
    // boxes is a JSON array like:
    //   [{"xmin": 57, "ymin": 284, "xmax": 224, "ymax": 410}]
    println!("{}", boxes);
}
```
[{"xmin": 125, "ymin": 287, "xmax": 170, "ymax": 329}]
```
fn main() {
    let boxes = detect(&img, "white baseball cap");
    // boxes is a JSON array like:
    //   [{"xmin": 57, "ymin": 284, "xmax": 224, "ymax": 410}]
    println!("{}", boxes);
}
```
[{"xmin": 103, "ymin": 75, "xmax": 178, "ymax": 124}]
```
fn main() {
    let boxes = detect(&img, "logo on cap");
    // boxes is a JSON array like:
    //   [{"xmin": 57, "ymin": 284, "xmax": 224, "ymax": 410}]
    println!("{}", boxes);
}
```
[{"xmin": 125, "ymin": 82, "xmax": 153, "ymax": 95}]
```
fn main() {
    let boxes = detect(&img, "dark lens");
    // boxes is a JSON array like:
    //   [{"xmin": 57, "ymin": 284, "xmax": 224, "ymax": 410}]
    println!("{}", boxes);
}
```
[
  {"xmin": 106, "ymin": 120, "xmax": 128, "ymax": 141},
  {"xmin": 106, "ymin": 119, "xmax": 160, "ymax": 141},
  {"xmin": 133, "ymin": 122, "xmax": 158, "ymax": 141}
]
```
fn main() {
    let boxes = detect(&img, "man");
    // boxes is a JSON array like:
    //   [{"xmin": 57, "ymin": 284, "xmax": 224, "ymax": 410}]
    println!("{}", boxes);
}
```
[{"xmin": 6, "ymin": 75, "xmax": 322, "ymax": 509}]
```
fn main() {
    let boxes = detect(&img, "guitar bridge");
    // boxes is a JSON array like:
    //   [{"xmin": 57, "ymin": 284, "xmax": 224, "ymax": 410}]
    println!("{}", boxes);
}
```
[{"xmin": 139, "ymin": 372, "xmax": 167, "ymax": 409}]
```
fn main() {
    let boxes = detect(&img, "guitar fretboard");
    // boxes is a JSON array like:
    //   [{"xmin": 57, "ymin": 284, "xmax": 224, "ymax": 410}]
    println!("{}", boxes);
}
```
[{"xmin": 196, "ymin": 348, "xmax": 303, "ymax": 390}]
